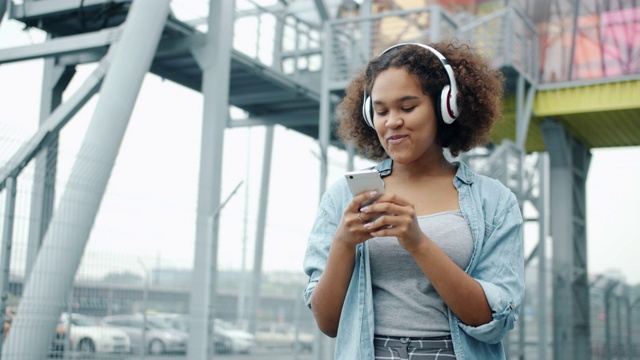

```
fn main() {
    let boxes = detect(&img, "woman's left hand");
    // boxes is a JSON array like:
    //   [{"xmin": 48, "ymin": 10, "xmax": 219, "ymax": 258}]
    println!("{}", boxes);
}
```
[{"xmin": 358, "ymin": 193, "xmax": 427, "ymax": 253}]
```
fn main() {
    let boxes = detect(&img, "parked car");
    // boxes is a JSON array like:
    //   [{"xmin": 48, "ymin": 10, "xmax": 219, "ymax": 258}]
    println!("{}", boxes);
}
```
[
  {"xmin": 101, "ymin": 314, "xmax": 187, "ymax": 355},
  {"xmin": 56, "ymin": 313, "xmax": 131, "ymax": 355},
  {"xmin": 255, "ymin": 322, "xmax": 313, "ymax": 351},
  {"xmin": 212, "ymin": 318, "xmax": 255, "ymax": 354},
  {"xmin": 150, "ymin": 313, "xmax": 255, "ymax": 354}
]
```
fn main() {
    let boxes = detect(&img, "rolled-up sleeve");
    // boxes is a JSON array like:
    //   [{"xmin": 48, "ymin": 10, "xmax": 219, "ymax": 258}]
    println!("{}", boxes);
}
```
[
  {"xmin": 459, "ymin": 195, "xmax": 525, "ymax": 344},
  {"xmin": 303, "ymin": 182, "xmax": 345, "ymax": 309}
]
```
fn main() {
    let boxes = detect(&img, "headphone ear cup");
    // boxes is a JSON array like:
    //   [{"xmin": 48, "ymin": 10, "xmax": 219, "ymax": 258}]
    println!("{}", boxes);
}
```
[
  {"xmin": 434, "ymin": 93, "xmax": 444, "ymax": 124},
  {"xmin": 362, "ymin": 95, "xmax": 374, "ymax": 127},
  {"xmin": 439, "ymin": 85, "xmax": 456, "ymax": 124}
]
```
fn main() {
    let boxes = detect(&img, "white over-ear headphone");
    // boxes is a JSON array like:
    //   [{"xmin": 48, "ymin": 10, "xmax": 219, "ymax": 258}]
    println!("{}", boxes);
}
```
[{"xmin": 361, "ymin": 43, "xmax": 460, "ymax": 127}]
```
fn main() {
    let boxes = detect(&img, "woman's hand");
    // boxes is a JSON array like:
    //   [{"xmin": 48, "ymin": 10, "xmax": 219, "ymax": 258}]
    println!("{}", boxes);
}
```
[
  {"xmin": 358, "ymin": 193, "xmax": 427, "ymax": 253},
  {"xmin": 334, "ymin": 190, "xmax": 386, "ymax": 248},
  {"xmin": 360, "ymin": 192, "xmax": 494, "ymax": 326}
]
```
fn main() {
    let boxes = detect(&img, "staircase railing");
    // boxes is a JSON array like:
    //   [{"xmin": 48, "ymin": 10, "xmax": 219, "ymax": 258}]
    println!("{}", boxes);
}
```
[
  {"xmin": 460, "ymin": 140, "xmax": 523, "ymax": 195},
  {"xmin": 326, "ymin": 7, "xmax": 458, "ymax": 89},
  {"xmin": 233, "ymin": 1, "xmax": 322, "ymax": 77},
  {"xmin": 457, "ymin": 6, "xmax": 539, "ymax": 84}
]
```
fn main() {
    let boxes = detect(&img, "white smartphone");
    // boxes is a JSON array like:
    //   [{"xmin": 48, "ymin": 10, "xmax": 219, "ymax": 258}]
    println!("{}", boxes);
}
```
[{"xmin": 345, "ymin": 169, "xmax": 385, "ymax": 197}]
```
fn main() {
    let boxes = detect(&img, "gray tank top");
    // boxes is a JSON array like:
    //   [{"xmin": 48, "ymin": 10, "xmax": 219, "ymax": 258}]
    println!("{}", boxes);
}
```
[{"xmin": 369, "ymin": 209, "xmax": 473, "ymax": 337}]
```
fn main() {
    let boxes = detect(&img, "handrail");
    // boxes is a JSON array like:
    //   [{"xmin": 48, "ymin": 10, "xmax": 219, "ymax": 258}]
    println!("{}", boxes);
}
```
[
  {"xmin": 456, "ymin": 5, "xmax": 538, "ymax": 85},
  {"xmin": 326, "ymin": 6, "xmax": 459, "ymax": 85},
  {"xmin": 457, "ymin": 7, "xmax": 507, "ymax": 33},
  {"xmin": 236, "ymin": 0, "xmax": 320, "ymax": 35},
  {"xmin": 232, "ymin": 1, "xmax": 322, "ymax": 76},
  {"xmin": 330, "ymin": 6, "xmax": 457, "ymax": 29},
  {"xmin": 511, "ymin": 6, "xmax": 537, "ymax": 36}
]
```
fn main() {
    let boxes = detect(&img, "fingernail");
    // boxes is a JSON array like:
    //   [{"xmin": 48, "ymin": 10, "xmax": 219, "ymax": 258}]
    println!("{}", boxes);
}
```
[
  {"xmin": 360, "ymin": 206, "xmax": 370, "ymax": 213},
  {"xmin": 369, "ymin": 191, "xmax": 378, "ymax": 197},
  {"xmin": 363, "ymin": 223, "xmax": 372, "ymax": 229}
]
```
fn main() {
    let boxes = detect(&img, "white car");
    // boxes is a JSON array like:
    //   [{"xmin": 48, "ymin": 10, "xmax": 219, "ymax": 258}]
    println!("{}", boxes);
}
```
[
  {"xmin": 102, "ymin": 314, "xmax": 188, "ymax": 355},
  {"xmin": 255, "ymin": 322, "xmax": 313, "ymax": 351},
  {"xmin": 213, "ymin": 318, "xmax": 256, "ymax": 354},
  {"xmin": 150, "ymin": 313, "xmax": 256, "ymax": 354},
  {"xmin": 57, "ymin": 313, "xmax": 131, "ymax": 355}
]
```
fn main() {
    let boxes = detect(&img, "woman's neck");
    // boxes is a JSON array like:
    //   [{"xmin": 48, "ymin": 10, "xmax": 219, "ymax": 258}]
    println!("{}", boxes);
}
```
[{"xmin": 390, "ymin": 151, "xmax": 455, "ymax": 181}]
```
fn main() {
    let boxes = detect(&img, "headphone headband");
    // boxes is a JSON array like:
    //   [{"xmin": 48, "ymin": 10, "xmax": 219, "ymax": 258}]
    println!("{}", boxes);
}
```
[{"xmin": 362, "ymin": 42, "xmax": 460, "ymax": 127}]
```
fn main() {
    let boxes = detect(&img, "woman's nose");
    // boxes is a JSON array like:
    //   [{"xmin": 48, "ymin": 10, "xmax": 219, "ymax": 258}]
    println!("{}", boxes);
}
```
[{"xmin": 385, "ymin": 111, "xmax": 403, "ymax": 128}]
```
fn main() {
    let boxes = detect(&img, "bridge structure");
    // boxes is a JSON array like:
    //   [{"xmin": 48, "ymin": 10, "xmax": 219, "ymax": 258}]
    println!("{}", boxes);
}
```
[{"xmin": 0, "ymin": 0, "xmax": 638, "ymax": 359}]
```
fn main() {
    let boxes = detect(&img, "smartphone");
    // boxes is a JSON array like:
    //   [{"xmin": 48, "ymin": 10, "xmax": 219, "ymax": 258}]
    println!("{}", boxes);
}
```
[
  {"xmin": 345, "ymin": 169, "xmax": 385, "ymax": 199},
  {"xmin": 345, "ymin": 169, "xmax": 385, "ymax": 221}
]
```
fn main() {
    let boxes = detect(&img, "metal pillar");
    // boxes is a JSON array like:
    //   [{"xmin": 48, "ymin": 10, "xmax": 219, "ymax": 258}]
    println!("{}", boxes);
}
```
[
  {"xmin": 0, "ymin": 177, "xmax": 17, "ymax": 353},
  {"xmin": 1, "ymin": 0, "xmax": 171, "ymax": 358},
  {"xmin": 187, "ymin": 0, "xmax": 235, "ymax": 358},
  {"xmin": 604, "ymin": 281, "xmax": 618, "ymax": 360},
  {"xmin": 347, "ymin": 143, "xmax": 356, "ymax": 171},
  {"xmin": 25, "ymin": 57, "xmax": 75, "ymax": 279},
  {"xmin": 0, "ymin": 0, "xmax": 6, "ymax": 26},
  {"xmin": 536, "ymin": 153, "xmax": 550, "ymax": 360},
  {"xmin": 247, "ymin": 125, "xmax": 275, "ymax": 334},
  {"xmin": 236, "ymin": 129, "xmax": 252, "ymax": 327},
  {"xmin": 315, "ymin": 20, "xmax": 333, "ymax": 360},
  {"xmin": 541, "ymin": 119, "xmax": 592, "ymax": 360},
  {"xmin": 616, "ymin": 286, "xmax": 623, "ymax": 360},
  {"xmin": 627, "ymin": 296, "xmax": 638, "ymax": 360},
  {"xmin": 515, "ymin": 74, "xmax": 536, "ymax": 150},
  {"xmin": 514, "ymin": 70, "xmax": 538, "ymax": 359},
  {"xmin": 318, "ymin": 21, "xmax": 332, "ymax": 201}
]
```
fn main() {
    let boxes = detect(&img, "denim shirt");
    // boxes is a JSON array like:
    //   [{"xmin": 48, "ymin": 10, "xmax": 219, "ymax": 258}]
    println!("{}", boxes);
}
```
[{"xmin": 303, "ymin": 159, "xmax": 525, "ymax": 360}]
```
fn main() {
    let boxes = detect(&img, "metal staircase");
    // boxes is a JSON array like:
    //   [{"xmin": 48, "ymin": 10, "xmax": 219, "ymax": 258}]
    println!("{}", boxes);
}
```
[{"xmin": 0, "ymin": 1, "xmax": 559, "ymax": 359}]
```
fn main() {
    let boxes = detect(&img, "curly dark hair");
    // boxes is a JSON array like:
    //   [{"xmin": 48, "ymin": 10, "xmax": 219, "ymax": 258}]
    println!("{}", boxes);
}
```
[{"xmin": 336, "ymin": 41, "xmax": 505, "ymax": 159}]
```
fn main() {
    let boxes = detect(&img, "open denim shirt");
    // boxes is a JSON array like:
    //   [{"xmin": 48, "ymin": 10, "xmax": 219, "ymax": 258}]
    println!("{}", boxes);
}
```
[{"xmin": 303, "ymin": 159, "xmax": 525, "ymax": 359}]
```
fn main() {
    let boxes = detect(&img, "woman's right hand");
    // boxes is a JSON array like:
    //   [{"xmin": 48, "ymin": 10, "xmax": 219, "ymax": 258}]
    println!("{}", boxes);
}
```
[{"xmin": 334, "ymin": 190, "xmax": 383, "ymax": 247}]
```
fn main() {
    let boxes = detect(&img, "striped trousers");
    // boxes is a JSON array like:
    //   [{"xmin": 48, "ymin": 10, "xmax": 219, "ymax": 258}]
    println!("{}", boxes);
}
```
[{"xmin": 373, "ymin": 335, "xmax": 455, "ymax": 360}]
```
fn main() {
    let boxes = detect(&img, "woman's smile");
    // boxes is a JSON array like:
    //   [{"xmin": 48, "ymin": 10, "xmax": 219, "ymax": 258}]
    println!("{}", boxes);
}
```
[{"xmin": 387, "ymin": 134, "xmax": 408, "ymax": 145}]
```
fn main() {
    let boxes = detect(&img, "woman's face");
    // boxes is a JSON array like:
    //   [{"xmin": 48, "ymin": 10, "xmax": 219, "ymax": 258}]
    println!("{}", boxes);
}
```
[{"xmin": 370, "ymin": 67, "xmax": 440, "ymax": 164}]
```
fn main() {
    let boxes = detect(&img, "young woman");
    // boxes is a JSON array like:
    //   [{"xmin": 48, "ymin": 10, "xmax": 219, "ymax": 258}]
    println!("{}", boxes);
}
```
[{"xmin": 303, "ymin": 41, "xmax": 525, "ymax": 359}]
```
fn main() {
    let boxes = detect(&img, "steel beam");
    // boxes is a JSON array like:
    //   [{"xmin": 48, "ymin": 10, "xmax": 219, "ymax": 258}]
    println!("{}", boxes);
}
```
[
  {"xmin": 534, "ymin": 78, "xmax": 640, "ymax": 115},
  {"xmin": 536, "ymin": 153, "xmax": 550, "ymax": 360},
  {"xmin": 0, "ymin": 27, "xmax": 121, "ymax": 65},
  {"xmin": 515, "ymin": 74, "xmax": 537, "ymax": 149},
  {"xmin": 247, "ymin": 125, "xmax": 275, "ymax": 334},
  {"xmin": 187, "ymin": 0, "xmax": 235, "ymax": 358},
  {"xmin": 541, "ymin": 119, "xmax": 592, "ymax": 360},
  {"xmin": 318, "ymin": 21, "xmax": 332, "ymax": 201},
  {"xmin": 0, "ymin": 177, "xmax": 17, "ymax": 353},
  {"xmin": 25, "ymin": 57, "xmax": 75, "ymax": 279},
  {"xmin": 0, "ymin": 0, "xmax": 6, "ymax": 26},
  {"xmin": 0, "ymin": 51, "xmax": 111, "ymax": 191},
  {"xmin": 0, "ymin": 0, "xmax": 171, "ymax": 358},
  {"xmin": 227, "ymin": 109, "xmax": 319, "ymax": 128},
  {"xmin": 9, "ymin": 0, "xmax": 131, "ymax": 21},
  {"xmin": 313, "ymin": 0, "xmax": 330, "ymax": 21}
]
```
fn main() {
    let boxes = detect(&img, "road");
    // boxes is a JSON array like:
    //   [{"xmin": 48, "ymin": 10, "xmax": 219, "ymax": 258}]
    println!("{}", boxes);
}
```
[
  {"xmin": 57, "ymin": 348, "xmax": 314, "ymax": 360},
  {"xmin": 130, "ymin": 349, "xmax": 314, "ymax": 360}
]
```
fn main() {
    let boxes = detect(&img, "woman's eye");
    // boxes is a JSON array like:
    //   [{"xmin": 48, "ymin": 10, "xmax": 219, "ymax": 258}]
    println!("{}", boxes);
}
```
[
  {"xmin": 374, "ymin": 110, "xmax": 388, "ymax": 116},
  {"xmin": 402, "ymin": 106, "xmax": 416, "ymax": 112}
]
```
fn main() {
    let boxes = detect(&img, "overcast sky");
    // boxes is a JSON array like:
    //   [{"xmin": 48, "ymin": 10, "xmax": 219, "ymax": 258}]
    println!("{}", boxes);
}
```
[{"xmin": 1, "ymin": 10, "xmax": 639, "ymax": 287}]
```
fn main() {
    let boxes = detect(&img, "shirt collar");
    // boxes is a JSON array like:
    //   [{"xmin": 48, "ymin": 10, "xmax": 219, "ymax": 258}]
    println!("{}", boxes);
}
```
[
  {"xmin": 374, "ymin": 158, "xmax": 475, "ymax": 185},
  {"xmin": 452, "ymin": 160, "xmax": 475, "ymax": 185},
  {"xmin": 374, "ymin": 158, "xmax": 393, "ymax": 178}
]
